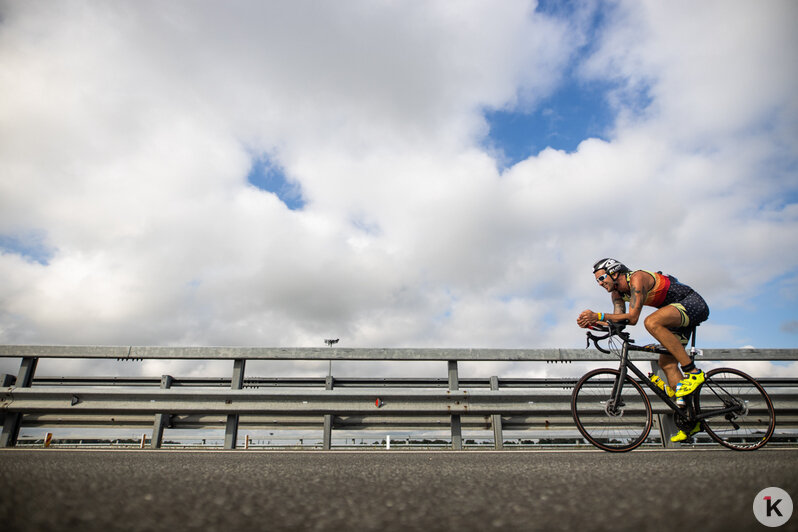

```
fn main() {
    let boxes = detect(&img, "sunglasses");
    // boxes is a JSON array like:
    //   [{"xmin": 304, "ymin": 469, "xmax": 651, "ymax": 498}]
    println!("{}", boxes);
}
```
[{"xmin": 596, "ymin": 273, "xmax": 611, "ymax": 283}]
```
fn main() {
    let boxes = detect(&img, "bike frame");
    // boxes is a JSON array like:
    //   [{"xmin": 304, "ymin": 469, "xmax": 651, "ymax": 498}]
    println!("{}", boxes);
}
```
[
  {"xmin": 612, "ymin": 341, "xmax": 687, "ymax": 415},
  {"xmin": 607, "ymin": 333, "xmax": 742, "ymax": 425}
]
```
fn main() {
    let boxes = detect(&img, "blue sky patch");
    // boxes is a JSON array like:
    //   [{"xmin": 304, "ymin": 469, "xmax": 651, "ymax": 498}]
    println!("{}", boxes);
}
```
[
  {"xmin": 484, "ymin": 77, "xmax": 617, "ymax": 168},
  {"xmin": 247, "ymin": 156, "xmax": 305, "ymax": 211},
  {"xmin": 709, "ymin": 269, "xmax": 798, "ymax": 348},
  {"xmin": 483, "ymin": 0, "xmax": 633, "ymax": 168},
  {"xmin": 0, "ymin": 232, "xmax": 54, "ymax": 265}
]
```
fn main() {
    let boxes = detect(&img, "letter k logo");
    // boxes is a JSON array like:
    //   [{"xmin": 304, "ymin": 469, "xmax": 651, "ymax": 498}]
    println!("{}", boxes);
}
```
[
  {"xmin": 765, "ymin": 496, "xmax": 783, "ymax": 518},
  {"xmin": 754, "ymin": 488, "xmax": 792, "ymax": 527}
]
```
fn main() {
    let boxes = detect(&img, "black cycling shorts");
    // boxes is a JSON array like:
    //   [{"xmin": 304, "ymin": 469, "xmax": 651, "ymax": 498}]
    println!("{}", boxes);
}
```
[{"xmin": 669, "ymin": 291, "xmax": 710, "ymax": 329}]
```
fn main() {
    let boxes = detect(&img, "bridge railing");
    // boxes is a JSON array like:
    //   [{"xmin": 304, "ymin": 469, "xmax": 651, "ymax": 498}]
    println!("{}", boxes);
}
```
[{"xmin": 2, "ymin": 346, "xmax": 797, "ymax": 449}]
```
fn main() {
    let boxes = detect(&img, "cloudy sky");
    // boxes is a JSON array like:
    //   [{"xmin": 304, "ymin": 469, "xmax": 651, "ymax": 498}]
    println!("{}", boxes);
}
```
[{"xmin": 1, "ymin": 0, "xmax": 797, "ymax": 380}]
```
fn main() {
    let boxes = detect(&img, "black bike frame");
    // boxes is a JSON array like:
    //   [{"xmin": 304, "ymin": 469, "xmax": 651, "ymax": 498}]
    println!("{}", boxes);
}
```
[
  {"xmin": 613, "ymin": 341, "xmax": 685, "ymax": 414},
  {"xmin": 609, "ymin": 339, "xmax": 742, "ymax": 424}
]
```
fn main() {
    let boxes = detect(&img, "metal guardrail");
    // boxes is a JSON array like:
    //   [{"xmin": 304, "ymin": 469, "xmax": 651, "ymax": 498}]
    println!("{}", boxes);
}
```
[
  {"xmin": 1, "ymin": 345, "xmax": 796, "ymax": 360},
  {"xmin": 2, "ymin": 346, "xmax": 797, "ymax": 450}
]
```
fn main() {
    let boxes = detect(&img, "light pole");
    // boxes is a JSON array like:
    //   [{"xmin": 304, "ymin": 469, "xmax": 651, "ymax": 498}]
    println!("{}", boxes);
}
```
[{"xmin": 324, "ymin": 338, "xmax": 339, "ymax": 376}]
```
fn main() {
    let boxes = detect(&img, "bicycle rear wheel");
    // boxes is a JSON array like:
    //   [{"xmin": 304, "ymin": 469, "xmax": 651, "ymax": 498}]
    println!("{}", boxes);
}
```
[
  {"xmin": 571, "ymin": 368, "xmax": 652, "ymax": 452},
  {"xmin": 695, "ymin": 367, "xmax": 775, "ymax": 451}
]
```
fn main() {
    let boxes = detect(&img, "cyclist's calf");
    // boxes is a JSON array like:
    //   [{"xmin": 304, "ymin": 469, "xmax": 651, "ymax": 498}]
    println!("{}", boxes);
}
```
[{"xmin": 657, "ymin": 353, "xmax": 682, "ymax": 390}]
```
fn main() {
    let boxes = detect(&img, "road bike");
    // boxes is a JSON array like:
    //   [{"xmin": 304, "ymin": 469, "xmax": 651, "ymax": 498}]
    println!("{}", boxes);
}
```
[{"xmin": 571, "ymin": 321, "xmax": 776, "ymax": 452}]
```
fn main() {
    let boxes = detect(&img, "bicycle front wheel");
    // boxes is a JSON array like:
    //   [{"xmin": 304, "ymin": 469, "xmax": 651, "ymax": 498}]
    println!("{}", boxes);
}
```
[
  {"xmin": 695, "ymin": 367, "xmax": 776, "ymax": 451},
  {"xmin": 571, "ymin": 368, "xmax": 652, "ymax": 452}
]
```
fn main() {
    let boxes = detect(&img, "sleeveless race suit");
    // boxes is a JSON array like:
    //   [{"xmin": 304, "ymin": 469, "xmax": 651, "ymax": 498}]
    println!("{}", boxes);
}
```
[{"xmin": 623, "ymin": 270, "xmax": 710, "ymax": 342}]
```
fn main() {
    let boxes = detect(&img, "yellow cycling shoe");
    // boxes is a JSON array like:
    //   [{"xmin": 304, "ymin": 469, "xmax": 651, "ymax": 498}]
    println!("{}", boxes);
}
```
[
  {"xmin": 675, "ymin": 370, "xmax": 705, "ymax": 397},
  {"xmin": 671, "ymin": 422, "xmax": 701, "ymax": 443}
]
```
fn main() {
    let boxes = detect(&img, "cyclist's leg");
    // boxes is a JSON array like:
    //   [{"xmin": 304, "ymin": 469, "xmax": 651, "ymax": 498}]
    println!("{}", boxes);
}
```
[
  {"xmin": 669, "ymin": 293, "xmax": 710, "ymax": 396},
  {"xmin": 645, "ymin": 306, "xmax": 700, "ymax": 394},
  {"xmin": 657, "ymin": 351, "xmax": 682, "ymax": 391},
  {"xmin": 644, "ymin": 306, "xmax": 691, "ymax": 367}
]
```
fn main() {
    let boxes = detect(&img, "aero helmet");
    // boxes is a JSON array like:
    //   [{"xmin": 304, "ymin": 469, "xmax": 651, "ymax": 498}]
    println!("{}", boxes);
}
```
[{"xmin": 593, "ymin": 258, "xmax": 628, "ymax": 275}]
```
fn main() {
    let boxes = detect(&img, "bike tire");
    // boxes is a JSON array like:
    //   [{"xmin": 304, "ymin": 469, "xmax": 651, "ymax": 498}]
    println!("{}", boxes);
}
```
[
  {"xmin": 695, "ymin": 367, "xmax": 776, "ymax": 451},
  {"xmin": 571, "ymin": 368, "xmax": 653, "ymax": 452}
]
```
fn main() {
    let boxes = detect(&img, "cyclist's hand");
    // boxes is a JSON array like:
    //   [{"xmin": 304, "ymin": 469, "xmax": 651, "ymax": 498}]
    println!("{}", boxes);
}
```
[{"xmin": 577, "ymin": 309, "xmax": 596, "ymax": 328}]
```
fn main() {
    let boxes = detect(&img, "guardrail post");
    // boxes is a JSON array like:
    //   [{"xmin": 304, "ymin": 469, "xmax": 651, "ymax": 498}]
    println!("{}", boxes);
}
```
[
  {"xmin": 650, "ymin": 361, "xmax": 679, "ymax": 448},
  {"xmin": 448, "ymin": 361, "xmax": 462, "ymax": 450},
  {"xmin": 323, "ymin": 375, "xmax": 334, "ymax": 450},
  {"xmin": 1, "ymin": 357, "xmax": 38, "ymax": 447},
  {"xmin": 0, "ymin": 374, "xmax": 14, "ymax": 431},
  {"xmin": 224, "ymin": 359, "xmax": 246, "ymax": 450},
  {"xmin": 490, "ymin": 376, "xmax": 503, "ymax": 450},
  {"xmin": 151, "ymin": 375, "xmax": 174, "ymax": 449}
]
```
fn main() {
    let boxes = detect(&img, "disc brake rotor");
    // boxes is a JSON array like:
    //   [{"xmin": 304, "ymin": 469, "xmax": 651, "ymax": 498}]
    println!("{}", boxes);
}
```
[{"xmin": 603, "ymin": 399, "xmax": 624, "ymax": 417}]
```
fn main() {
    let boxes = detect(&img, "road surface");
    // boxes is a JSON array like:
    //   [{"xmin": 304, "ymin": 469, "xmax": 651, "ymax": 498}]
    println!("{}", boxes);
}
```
[{"xmin": 1, "ymin": 448, "xmax": 796, "ymax": 531}]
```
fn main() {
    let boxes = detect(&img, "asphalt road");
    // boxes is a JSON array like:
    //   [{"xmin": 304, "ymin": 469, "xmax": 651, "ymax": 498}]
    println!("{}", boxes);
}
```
[{"xmin": 1, "ymin": 448, "xmax": 796, "ymax": 532}]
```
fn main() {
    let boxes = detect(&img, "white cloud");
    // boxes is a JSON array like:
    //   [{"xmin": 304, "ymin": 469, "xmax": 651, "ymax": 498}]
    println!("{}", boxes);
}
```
[
  {"xmin": 582, "ymin": 1, "xmax": 798, "ymax": 137},
  {"xmin": 0, "ymin": 1, "xmax": 796, "ymax": 382}
]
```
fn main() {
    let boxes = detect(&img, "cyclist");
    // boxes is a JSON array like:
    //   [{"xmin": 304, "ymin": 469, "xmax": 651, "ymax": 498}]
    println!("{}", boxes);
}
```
[{"xmin": 577, "ymin": 258, "xmax": 710, "ymax": 442}]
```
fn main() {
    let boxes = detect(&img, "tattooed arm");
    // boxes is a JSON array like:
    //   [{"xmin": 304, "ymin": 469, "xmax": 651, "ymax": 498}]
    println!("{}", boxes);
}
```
[
  {"xmin": 577, "ymin": 272, "xmax": 650, "ymax": 327},
  {"xmin": 623, "ymin": 274, "xmax": 649, "ymax": 325},
  {"xmin": 612, "ymin": 291, "xmax": 626, "ymax": 315}
]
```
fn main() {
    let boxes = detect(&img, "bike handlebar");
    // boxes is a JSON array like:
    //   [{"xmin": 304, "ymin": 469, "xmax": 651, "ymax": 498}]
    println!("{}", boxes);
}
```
[{"xmin": 585, "ymin": 320, "xmax": 630, "ymax": 353}]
